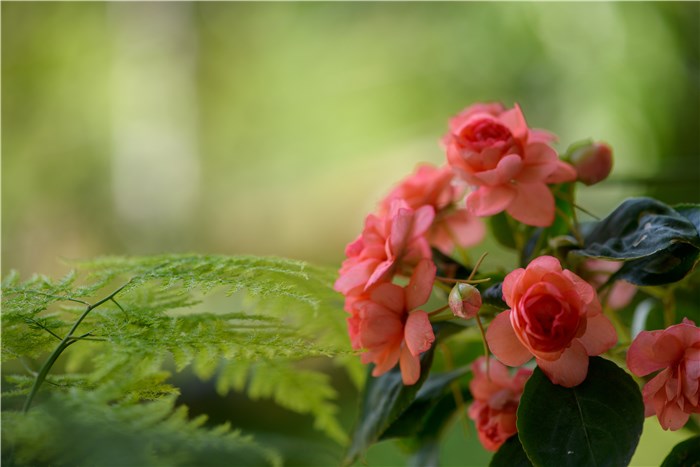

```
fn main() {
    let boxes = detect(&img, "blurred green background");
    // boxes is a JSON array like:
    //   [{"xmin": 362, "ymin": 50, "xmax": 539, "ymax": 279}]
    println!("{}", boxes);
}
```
[{"xmin": 2, "ymin": 2, "xmax": 699, "ymax": 466}]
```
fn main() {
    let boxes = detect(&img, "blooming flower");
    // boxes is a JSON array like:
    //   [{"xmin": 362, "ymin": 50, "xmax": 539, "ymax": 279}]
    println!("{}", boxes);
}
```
[
  {"xmin": 334, "ymin": 200, "xmax": 434, "ymax": 296},
  {"xmin": 379, "ymin": 163, "xmax": 485, "ymax": 254},
  {"xmin": 486, "ymin": 256, "xmax": 617, "ymax": 387},
  {"xmin": 468, "ymin": 356, "xmax": 532, "ymax": 451},
  {"xmin": 443, "ymin": 103, "xmax": 576, "ymax": 227},
  {"xmin": 351, "ymin": 260, "xmax": 436, "ymax": 385},
  {"xmin": 627, "ymin": 318, "xmax": 700, "ymax": 430}
]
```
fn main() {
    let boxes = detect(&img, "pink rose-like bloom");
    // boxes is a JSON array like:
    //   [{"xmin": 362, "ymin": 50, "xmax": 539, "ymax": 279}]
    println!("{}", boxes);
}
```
[
  {"xmin": 468, "ymin": 356, "xmax": 532, "ymax": 452},
  {"xmin": 486, "ymin": 256, "xmax": 617, "ymax": 387},
  {"xmin": 334, "ymin": 200, "xmax": 434, "ymax": 296},
  {"xmin": 627, "ymin": 318, "xmax": 700, "ymax": 430},
  {"xmin": 379, "ymin": 164, "xmax": 485, "ymax": 254},
  {"xmin": 579, "ymin": 259, "xmax": 636, "ymax": 310},
  {"xmin": 354, "ymin": 260, "xmax": 437, "ymax": 385},
  {"xmin": 444, "ymin": 103, "xmax": 576, "ymax": 227}
]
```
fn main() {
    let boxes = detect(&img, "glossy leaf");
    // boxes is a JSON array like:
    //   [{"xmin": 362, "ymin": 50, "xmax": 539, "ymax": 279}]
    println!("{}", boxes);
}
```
[
  {"xmin": 575, "ymin": 198, "xmax": 700, "ymax": 286},
  {"xmin": 660, "ymin": 435, "xmax": 700, "ymax": 467},
  {"xmin": 517, "ymin": 357, "xmax": 644, "ymax": 467},
  {"xmin": 380, "ymin": 366, "xmax": 470, "ymax": 440},
  {"xmin": 490, "ymin": 436, "xmax": 533, "ymax": 467},
  {"xmin": 578, "ymin": 197, "xmax": 700, "ymax": 260},
  {"xmin": 344, "ymin": 322, "xmax": 468, "ymax": 465}
]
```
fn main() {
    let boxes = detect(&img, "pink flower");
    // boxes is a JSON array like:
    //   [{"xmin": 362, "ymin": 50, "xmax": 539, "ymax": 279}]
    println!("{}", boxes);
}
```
[
  {"xmin": 334, "ymin": 200, "xmax": 434, "ymax": 296},
  {"xmin": 486, "ymin": 256, "xmax": 617, "ymax": 387},
  {"xmin": 354, "ymin": 260, "xmax": 437, "ymax": 385},
  {"xmin": 444, "ymin": 103, "xmax": 576, "ymax": 227},
  {"xmin": 468, "ymin": 357, "xmax": 532, "ymax": 452},
  {"xmin": 570, "ymin": 141, "xmax": 613, "ymax": 186},
  {"xmin": 579, "ymin": 259, "xmax": 636, "ymax": 310},
  {"xmin": 379, "ymin": 164, "xmax": 485, "ymax": 254},
  {"xmin": 627, "ymin": 318, "xmax": 700, "ymax": 430}
]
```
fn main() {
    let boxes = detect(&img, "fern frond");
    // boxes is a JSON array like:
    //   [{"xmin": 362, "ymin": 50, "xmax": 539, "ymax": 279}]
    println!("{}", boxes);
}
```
[
  {"xmin": 2, "ymin": 254, "xmax": 352, "ymax": 447},
  {"xmin": 2, "ymin": 391, "xmax": 280, "ymax": 467}
]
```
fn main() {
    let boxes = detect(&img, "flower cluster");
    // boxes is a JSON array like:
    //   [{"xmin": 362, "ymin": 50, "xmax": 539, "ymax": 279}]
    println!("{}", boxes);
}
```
[{"xmin": 337, "ymin": 102, "xmax": 700, "ymax": 452}]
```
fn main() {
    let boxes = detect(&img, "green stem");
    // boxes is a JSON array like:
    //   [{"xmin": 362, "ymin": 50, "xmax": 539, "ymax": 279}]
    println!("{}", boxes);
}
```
[{"xmin": 22, "ymin": 282, "xmax": 129, "ymax": 413}]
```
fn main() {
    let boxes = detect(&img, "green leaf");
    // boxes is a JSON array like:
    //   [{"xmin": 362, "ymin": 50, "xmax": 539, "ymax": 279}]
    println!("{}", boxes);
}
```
[
  {"xmin": 579, "ymin": 198, "xmax": 700, "ymax": 259},
  {"xmin": 490, "ymin": 212, "xmax": 518, "ymax": 250},
  {"xmin": 490, "ymin": 436, "xmax": 534, "ymax": 467},
  {"xmin": 344, "ymin": 345, "xmax": 437, "ymax": 465},
  {"xmin": 380, "ymin": 366, "xmax": 470, "ymax": 440},
  {"xmin": 575, "ymin": 198, "xmax": 700, "ymax": 285},
  {"xmin": 517, "ymin": 357, "xmax": 644, "ymax": 467},
  {"xmin": 660, "ymin": 435, "xmax": 700, "ymax": 467}
]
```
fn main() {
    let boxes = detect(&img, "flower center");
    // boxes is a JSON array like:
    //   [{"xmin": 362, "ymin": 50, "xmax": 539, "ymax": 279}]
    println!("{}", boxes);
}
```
[
  {"xmin": 523, "ymin": 294, "xmax": 579, "ymax": 352},
  {"xmin": 462, "ymin": 119, "xmax": 512, "ymax": 148}
]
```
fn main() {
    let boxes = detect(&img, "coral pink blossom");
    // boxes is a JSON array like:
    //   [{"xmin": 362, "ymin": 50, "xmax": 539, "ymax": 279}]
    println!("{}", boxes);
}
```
[
  {"xmin": 354, "ymin": 260, "xmax": 436, "ymax": 385},
  {"xmin": 379, "ymin": 164, "xmax": 485, "ymax": 254},
  {"xmin": 443, "ymin": 103, "xmax": 576, "ymax": 227},
  {"xmin": 486, "ymin": 256, "xmax": 617, "ymax": 387},
  {"xmin": 334, "ymin": 200, "xmax": 434, "ymax": 296},
  {"xmin": 579, "ymin": 259, "xmax": 636, "ymax": 310},
  {"xmin": 627, "ymin": 318, "xmax": 700, "ymax": 430},
  {"xmin": 468, "ymin": 357, "xmax": 532, "ymax": 452}
]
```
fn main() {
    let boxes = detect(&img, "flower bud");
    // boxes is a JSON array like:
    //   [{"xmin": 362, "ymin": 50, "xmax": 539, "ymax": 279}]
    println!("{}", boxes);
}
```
[
  {"xmin": 570, "ymin": 142, "xmax": 613, "ymax": 186},
  {"xmin": 448, "ymin": 283, "xmax": 482, "ymax": 319}
]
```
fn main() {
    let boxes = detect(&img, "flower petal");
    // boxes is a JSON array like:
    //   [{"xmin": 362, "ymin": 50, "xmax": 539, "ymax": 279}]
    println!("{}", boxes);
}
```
[
  {"xmin": 577, "ymin": 314, "xmax": 617, "ymax": 356},
  {"xmin": 369, "ymin": 283, "xmax": 405, "ymax": 313},
  {"xmin": 506, "ymin": 182, "xmax": 555, "ymax": 227},
  {"xmin": 627, "ymin": 330, "xmax": 666, "ymax": 376},
  {"xmin": 535, "ymin": 339, "xmax": 589, "ymax": 387},
  {"xmin": 486, "ymin": 310, "xmax": 533, "ymax": 366},
  {"xmin": 405, "ymin": 260, "xmax": 436, "ymax": 310},
  {"xmin": 466, "ymin": 185, "xmax": 516, "ymax": 217},
  {"xmin": 400, "ymin": 345, "xmax": 421, "ymax": 385},
  {"xmin": 473, "ymin": 154, "xmax": 523, "ymax": 186},
  {"xmin": 404, "ymin": 310, "xmax": 435, "ymax": 356}
]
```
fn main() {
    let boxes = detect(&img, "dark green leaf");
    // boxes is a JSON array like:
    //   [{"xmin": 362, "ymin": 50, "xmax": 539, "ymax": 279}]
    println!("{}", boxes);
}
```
[
  {"xmin": 490, "ymin": 436, "xmax": 533, "ymax": 467},
  {"xmin": 661, "ymin": 435, "xmax": 700, "ymax": 467},
  {"xmin": 407, "ymin": 440, "xmax": 440, "ymax": 467},
  {"xmin": 578, "ymin": 197, "xmax": 700, "ymax": 260},
  {"xmin": 344, "ymin": 340, "xmax": 437, "ymax": 465},
  {"xmin": 517, "ymin": 357, "xmax": 644, "ymax": 467},
  {"xmin": 380, "ymin": 366, "xmax": 470, "ymax": 440},
  {"xmin": 613, "ymin": 242, "xmax": 700, "ymax": 286},
  {"xmin": 490, "ymin": 212, "xmax": 517, "ymax": 250},
  {"xmin": 344, "ymin": 322, "xmax": 464, "ymax": 464},
  {"xmin": 482, "ymin": 282, "xmax": 507, "ymax": 309}
]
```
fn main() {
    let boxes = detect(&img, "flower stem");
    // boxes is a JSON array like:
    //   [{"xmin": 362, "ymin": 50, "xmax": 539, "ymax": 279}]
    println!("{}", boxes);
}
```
[{"xmin": 22, "ymin": 282, "xmax": 129, "ymax": 413}]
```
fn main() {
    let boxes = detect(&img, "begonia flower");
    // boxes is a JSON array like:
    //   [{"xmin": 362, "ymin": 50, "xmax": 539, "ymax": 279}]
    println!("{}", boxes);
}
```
[
  {"xmin": 443, "ymin": 103, "xmax": 576, "ymax": 227},
  {"xmin": 468, "ymin": 356, "xmax": 532, "ymax": 452},
  {"xmin": 627, "ymin": 318, "xmax": 700, "ymax": 430},
  {"xmin": 379, "ymin": 164, "xmax": 485, "ymax": 254},
  {"xmin": 486, "ymin": 256, "xmax": 617, "ymax": 387},
  {"xmin": 354, "ymin": 260, "xmax": 436, "ymax": 385},
  {"xmin": 334, "ymin": 200, "xmax": 434, "ymax": 296}
]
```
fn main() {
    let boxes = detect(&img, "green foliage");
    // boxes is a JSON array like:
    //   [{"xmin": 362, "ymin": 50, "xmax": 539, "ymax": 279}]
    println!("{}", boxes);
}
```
[
  {"xmin": 3, "ymin": 390, "xmax": 280, "ymax": 467},
  {"xmin": 490, "ymin": 436, "xmax": 532, "ymax": 467},
  {"xmin": 344, "ymin": 322, "xmax": 468, "ymax": 465},
  {"xmin": 575, "ymin": 198, "xmax": 700, "ymax": 285},
  {"xmin": 661, "ymin": 435, "xmax": 700, "ymax": 467},
  {"xmin": 516, "ymin": 357, "xmax": 644, "ymax": 467},
  {"xmin": 2, "ymin": 254, "xmax": 351, "ymax": 465}
]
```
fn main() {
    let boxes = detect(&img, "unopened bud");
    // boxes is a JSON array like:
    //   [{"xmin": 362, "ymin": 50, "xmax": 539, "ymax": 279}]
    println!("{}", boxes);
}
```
[
  {"xmin": 448, "ymin": 283, "xmax": 482, "ymax": 319},
  {"xmin": 570, "ymin": 142, "xmax": 613, "ymax": 186}
]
